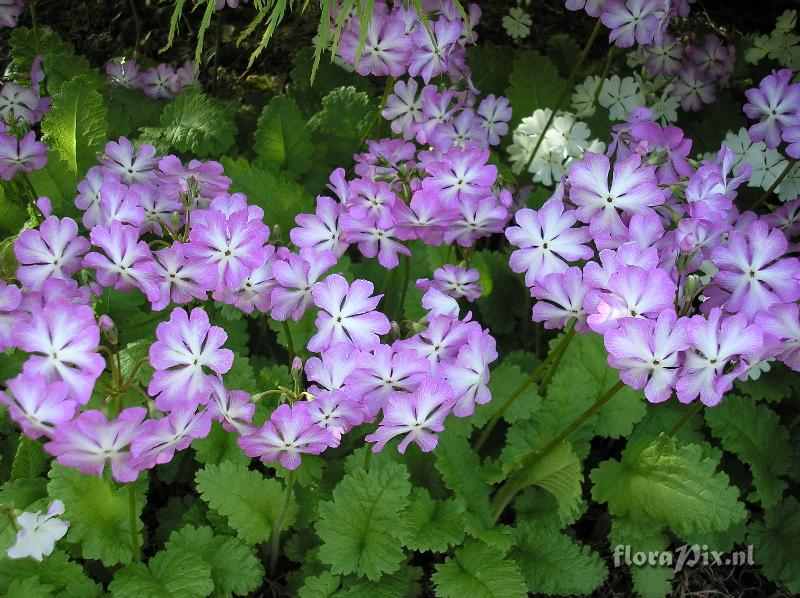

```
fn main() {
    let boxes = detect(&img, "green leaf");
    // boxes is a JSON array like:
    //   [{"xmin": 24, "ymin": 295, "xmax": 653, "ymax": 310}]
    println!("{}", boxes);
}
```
[
  {"xmin": 10, "ymin": 436, "xmax": 49, "ymax": 480},
  {"xmin": 510, "ymin": 523, "xmax": 608, "ymax": 596},
  {"xmin": 103, "ymin": 86, "xmax": 165, "ymax": 140},
  {"xmin": 432, "ymin": 539, "xmax": 527, "ymax": 598},
  {"xmin": 307, "ymin": 86, "xmax": 374, "ymax": 166},
  {"xmin": 0, "ymin": 185, "xmax": 27, "ymax": 234},
  {"xmin": 591, "ymin": 434, "xmax": 746, "ymax": 536},
  {"xmin": 397, "ymin": 488, "xmax": 466, "ymax": 553},
  {"xmin": 504, "ymin": 51, "xmax": 565, "ymax": 130},
  {"xmin": 610, "ymin": 517, "xmax": 672, "ymax": 598},
  {"xmin": 434, "ymin": 426, "xmax": 493, "ymax": 520},
  {"xmin": 0, "ymin": 478, "xmax": 48, "ymax": 509},
  {"xmin": 195, "ymin": 461, "xmax": 294, "ymax": 545},
  {"xmin": 43, "ymin": 52, "xmax": 104, "ymax": 94},
  {"xmin": 467, "ymin": 41, "xmax": 514, "ymax": 97},
  {"xmin": 298, "ymin": 571, "xmax": 342, "ymax": 598},
  {"xmin": 339, "ymin": 566, "xmax": 423, "ymax": 597},
  {"xmin": 166, "ymin": 525, "xmax": 264, "ymax": 597},
  {"xmin": 316, "ymin": 461, "xmax": 412, "ymax": 580},
  {"xmin": 705, "ymin": 395, "xmax": 791, "ymax": 508},
  {"xmin": 47, "ymin": 464, "xmax": 147, "ymax": 566},
  {"xmin": 0, "ymin": 550, "xmax": 99, "ymax": 595},
  {"xmin": 546, "ymin": 34, "xmax": 580, "ymax": 78},
  {"xmin": 737, "ymin": 364, "xmax": 798, "ymax": 402},
  {"xmin": 41, "ymin": 75, "xmax": 109, "ymax": 176},
  {"xmin": 109, "ymin": 546, "xmax": 214, "ymax": 598},
  {"xmin": 221, "ymin": 156, "xmax": 315, "ymax": 240},
  {"xmin": 26, "ymin": 154, "xmax": 81, "ymax": 218},
  {"xmin": 6, "ymin": 577, "xmax": 54, "ymax": 598},
  {"xmin": 140, "ymin": 88, "xmax": 236, "ymax": 158},
  {"xmin": 254, "ymin": 95, "xmax": 313, "ymax": 176},
  {"xmin": 474, "ymin": 250, "xmax": 527, "ymax": 336},
  {"xmin": 747, "ymin": 497, "xmax": 800, "ymax": 593},
  {"xmin": 192, "ymin": 421, "xmax": 249, "ymax": 466},
  {"xmin": 9, "ymin": 27, "xmax": 74, "ymax": 83}
]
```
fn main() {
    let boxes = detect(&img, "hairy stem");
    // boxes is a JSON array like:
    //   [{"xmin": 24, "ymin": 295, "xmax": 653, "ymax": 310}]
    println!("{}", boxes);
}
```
[
  {"xmin": 268, "ymin": 471, "xmax": 296, "ymax": 577},
  {"xmin": 668, "ymin": 401, "xmax": 703, "ymax": 437},
  {"xmin": 281, "ymin": 320, "xmax": 296, "ymax": 360},
  {"xmin": 128, "ymin": 483, "xmax": 140, "ymax": 561},
  {"xmin": 492, "ymin": 379, "xmax": 626, "ymax": 521},
  {"xmin": 393, "ymin": 253, "xmax": 411, "ymax": 323},
  {"xmin": 128, "ymin": 0, "xmax": 142, "ymax": 56}
]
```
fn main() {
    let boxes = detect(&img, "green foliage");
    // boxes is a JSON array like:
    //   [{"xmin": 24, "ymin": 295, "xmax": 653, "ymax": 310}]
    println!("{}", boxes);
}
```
[
  {"xmin": 0, "ymin": 185, "xmax": 28, "ymax": 234},
  {"xmin": 141, "ymin": 89, "xmax": 237, "ymax": 157},
  {"xmin": 9, "ymin": 27, "xmax": 74, "ymax": 83},
  {"xmin": 308, "ymin": 86, "xmax": 375, "ymax": 167},
  {"xmin": 10, "ymin": 436, "xmax": 49, "ymax": 481},
  {"xmin": 47, "ymin": 465, "xmax": 147, "ymax": 566},
  {"xmin": 546, "ymin": 34, "xmax": 581, "ymax": 78},
  {"xmin": 467, "ymin": 41, "xmax": 514, "ymax": 97},
  {"xmin": 505, "ymin": 50, "xmax": 565, "ymax": 129},
  {"xmin": 195, "ymin": 461, "xmax": 295, "ymax": 545},
  {"xmin": 396, "ymin": 488, "xmax": 466, "ymax": 553},
  {"xmin": 316, "ymin": 461, "xmax": 412, "ymax": 580},
  {"xmin": 254, "ymin": 95, "xmax": 313, "ymax": 176},
  {"xmin": 747, "ymin": 497, "xmax": 800, "ymax": 592},
  {"xmin": 432, "ymin": 539, "xmax": 527, "ymax": 598},
  {"xmin": 109, "ymin": 545, "xmax": 214, "ymax": 598},
  {"xmin": 0, "ymin": 550, "xmax": 100, "ymax": 596},
  {"xmin": 610, "ymin": 517, "xmax": 672, "ymax": 598},
  {"xmin": 591, "ymin": 434, "xmax": 746, "ymax": 536}
]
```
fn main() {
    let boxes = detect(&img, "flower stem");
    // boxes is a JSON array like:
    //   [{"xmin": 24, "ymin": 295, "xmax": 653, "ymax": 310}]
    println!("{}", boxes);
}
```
[
  {"xmin": 281, "ymin": 320, "xmax": 296, "ymax": 360},
  {"xmin": 268, "ymin": 471, "xmax": 296, "ymax": 577},
  {"xmin": 589, "ymin": 45, "xmax": 615, "ymax": 109},
  {"xmin": 668, "ymin": 401, "xmax": 703, "ymax": 437},
  {"xmin": 753, "ymin": 158, "xmax": 796, "ymax": 210},
  {"xmin": 128, "ymin": 0, "xmax": 142, "ymax": 56},
  {"xmin": 491, "ymin": 379, "xmax": 625, "ymax": 522},
  {"xmin": 358, "ymin": 75, "xmax": 394, "ymax": 151},
  {"xmin": 128, "ymin": 483, "xmax": 140, "ymax": 561},
  {"xmin": 523, "ymin": 18, "xmax": 603, "ymax": 174},
  {"xmin": 475, "ymin": 323, "xmax": 576, "ymax": 452},
  {"xmin": 393, "ymin": 253, "xmax": 411, "ymax": 323}
]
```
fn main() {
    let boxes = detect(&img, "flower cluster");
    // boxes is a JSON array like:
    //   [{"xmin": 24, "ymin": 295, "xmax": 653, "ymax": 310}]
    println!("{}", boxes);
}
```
[
  {"xmin": 106, "ymin": 58, "xmax": 198, "ymax": 100},
  {"xmin": 507, "ymin": 100, "xmax": 800, "ymax": 407},
  {"xmin": 0, "ymin": 0, "xmax": 24, "ymax": 28}
]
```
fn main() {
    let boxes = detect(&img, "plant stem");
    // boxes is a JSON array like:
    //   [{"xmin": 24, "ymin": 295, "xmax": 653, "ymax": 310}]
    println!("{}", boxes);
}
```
[
  {"xmin": 536, "ymin": 323, "xmax": 576, "ymax": 395},
  {"xmin": 128, "ymin": 0, "xmax": 142, "ymax": 56},
  {"xmin": 589, "ymin": 45, "xmax": 615, "ymax": 109},
  {"xmin": 28, "ymin": 0, "xmax": 40, "ymax": 53},
  {"xmin": 358, "ymin": 75, "xmax": 394, "ymax": 151},
  {"xmin": 523, "ymin": 18, "xmax": 602, "ymax": 174},
  {"xmin": 475, "ymin": 323, "xmax": 576, "ymax": 452},
  {"xmin": 668, "ymin": 402, "xmax": 703, "ymax": 437},
  {"xmin": 491, "ymin": 379, "xmax": 626, "ymax": 521},
  {"xmin": 281, "ymin": 320, "xmax": 296, "ymax": 360},
  {"xmin": 753, "ymin": 159, "xmax": 796, "ymax": 210},
  {"xmin": 268, "ymin": 471, "xmax": 296, "ymax": 577},
  {"xmin": 128, "ymin": 483, "xmax": 140, "ymax": 561},
  {"xmin": 393, "ymin": 253, "xmax": 410, "ymax": 323}
]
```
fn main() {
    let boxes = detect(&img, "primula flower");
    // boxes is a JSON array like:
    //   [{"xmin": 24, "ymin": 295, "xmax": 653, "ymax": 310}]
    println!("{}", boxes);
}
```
[
  {"xmin": 106, "ymin": 59, "xmax": 141, "ymax": 88},
  {"xmin": 75, "ymin": 166, "xmax": 107, "ymax": 230},
  {"xmin": 83, "ymin": 221, "xmax": 160, "ymax": 300},
  {"xmin": 308, "ymin": 274, "xmax": 391, "ymax": 352},
  {"xmin": 150, "ymin": 244, "xmax": 209, "ymax": 311},
  {"xmin": 743, "ymin": 69, "xmax": 800, "ymax": 148},
  {"xmin": 568, "ymin": 152, "xmax": 665, "ymax": 237},
  {"xmin": 148, "ymin": 307, "xmax": 234, "ymax": 410},
  {"xmin": 364, "ymin": 378, "xmax": 455, "ymax": 453},
  {"xmin": 0, "ymin": 0, "xmax": 24, "ymax": 28},
  {"xmin": 306, "ymin": 389, "xmax": 365, "ymax": 440},
  {"xmin": 506, "ymin": 199, "xmax": 593, "ymax": 287},
  {"xmin": 0, "ymin": 373, "xmax": 76, "ymax": 439},
  {"xmin": 0, "ymin": 82, "xmax": 39, "ymax": 124},
  {"xmin": 605, "ymin": 309, "xmax": 690, "ymax": 402},
  {"xmin": 130, "ymin": 405, "xmax": 212, "ymax": 470},
  {"xmin": 382, "ymin": 79, "xmax": 426, "ymax": 139},
  {"xmin": 238, "ymin": 402, "xmax": 336, "ymax": 470},
  {"xmin": 759, "ymin": 302, "xmax": 800, "ymax": 371},
  {"xmin": 670, "ymin": 66, "xmax": 715, "ymax": 112},
  {"xmin": 0, "ymin": 280, "xmax": 22, "ymax": 351},
  {"xmin": 98, "ymin": 179, "xmax": 146, "ymax": 228},
  {"xmin": 346, "ymin": 178, "xmax": 398, "ymax": 222},
  {"xmin": 408, "ymin": 17, "xmax": 463, "ymax": 83},
  {"xmin": 415, "ymin": 87, "xmax": 458, "ymax": 144},
  {"xmin": 477, "ymin": 94, "xmax": 512, "ymax": 145},
  {"xmin": 137, "ymin": 183, "xmax": 182, "ymax": 236},
  {"xmin": 340, "ymin": 213, "xmax": 410, "ymax": 268},
  {"xmin": 157, "ymin": 156, "xmax": 231, "ymax": 203},
  {"xmin": 45, "ymin": 407, "xmax": 148, "ymax": 482},
  {"xmin": 423, "ymin": 147, "xmax": 497, "ymax": 205},
  {"xmin": 207, "ymin": 376, "xmax": 255, "ymax": 434},
  {"xmin": 601, "ymin": 0, "xmax": 664, "ymax": 48},
  {"xmin": 222, "ymin": 247, "xmax": 277, "ymax": 314},
  {"xmin": 393, "ymin": 187, "xmax": 459, "ymax": 244},
  {"xmin": 100, "ymin": 137, "xmax": 158, "ymax": 185},
  {"xmin": 531, "ymin": 267, "xmax": 591, "ymax": 332},
  {"xmin": 676, "ymin": 308, "xmax": 763, "ymax": 406},
  {"xmin": 14, "ymin": 300, "xmax": 105, "ymax": 404},
  {"xmin": 441, "ymin": 331, "xmax": 498, "ymax": 417},
  {"xmin": 0, "ymin": 130, "xmax": 48, "ymax": 180},
  {"xmin": 417, "ymin": 264, "xmax": 483, "ymax": 301},
  {"xmin": 399, "ymin": 315, "xmax": 480, "ymax": 372},
  {"xmin": 6, "ymin": 500, "xmax": 69, "ymax": 562},
  {"xmin": 305, "ymin": 343, "xmax": 363, "ymax": 394},
  {"xmin": 270, "ymin": 248, "xmax": 337, "ymax": 321},
  {"xmin": 340, "ymin": 15, "xmax": 410, "ymax": 77},
  {"xmin": 138, "ymin": 64, "xmax": 177, "ymax": 99},
  {"xmin": 565, "ymin": 0, "xmax": 605, "ymax": 18},
  {"xmin": 290, "ymin": 196, "xmax": 348, "ymax": 257},
  {"xmin": 444, "ymin": 195, "xmax": 509, "ymax": 247},
  {"xmin": 429, "ymin": 109, "xmax": 489, "ymax": 151},
  {"xmin": 711, "ymin": 221, "xmax": 800, "ymax": 318},
  {"xmin": 14, "ymin": 216, "xmax": 89, "ymax": 291}
]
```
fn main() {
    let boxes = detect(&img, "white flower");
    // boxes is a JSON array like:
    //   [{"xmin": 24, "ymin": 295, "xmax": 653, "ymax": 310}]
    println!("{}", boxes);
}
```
[
  {"xmin": 571, "ymin": 76, "xmax": 601, "ymax": 118},
  {"xmin": 503, "ymin": 7, "xmax": 532, "ymax": 40},
  {"xmin": 598, "ymin": 75, "xmax": 645, "ymax": 121},
  {"xmin": 6, "ymin": 500, "xmax": 69, "ymax": 562}
]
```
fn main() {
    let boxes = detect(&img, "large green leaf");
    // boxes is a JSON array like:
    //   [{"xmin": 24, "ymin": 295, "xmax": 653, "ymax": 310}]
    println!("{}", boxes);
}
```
[
  {"xmin": 432, "ymin": 539, "xmax": 527, "ymax": 598},
  {"xmin": 504, "ymin": 51, "xmax": 564, "ymax": 130},
  {"xmin": 109, "ymin": 546, "xmax": 214, "ymax": 598},
  {"xmin": 253, "ymin": 95, "xmax": 313, "ymax": 176}
]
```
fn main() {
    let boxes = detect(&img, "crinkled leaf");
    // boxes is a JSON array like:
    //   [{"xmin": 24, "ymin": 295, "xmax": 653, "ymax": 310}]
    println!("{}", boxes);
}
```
[
  {"xmin": 109, "ymin": 547, "xmax": 214, "ymax": 598},
  {"xmin": 432, "ymin": 539, "xmax": 527, "ymax": 598},
  {"xmin": 610, "ymin": 517, "xmax": 672, "ymax": 598},
  {"xmin": 0, "ymin": 550, "xmax": 98, "ymax": 595},
  {"xmin": 10, "ymin": 435, "xmax": 49, "ymax": 480},
  {"xmin": 298, "ymin": 571, "xmax": 342, "ymax": 598},
  {"xmin": 192, "ymin": 421, "xmax": 249, "ymax": 466},
  {"xmin": 397, "ymin": 488, "xmax": 465, "ymax": 553},
  {"xmin": 504, "ymin": 50, "xmax": 564, "ymax": 130},
  {"xmin": 747, "ymin": 497, "xmax": 800, "ymax": 593},
  {"xmin": 307, "ymin": 86, "xmax": 374, "ymax": 166},
  {"xmin": 254, "ymin": 95, "xmax": 313, "ymax": 176}
]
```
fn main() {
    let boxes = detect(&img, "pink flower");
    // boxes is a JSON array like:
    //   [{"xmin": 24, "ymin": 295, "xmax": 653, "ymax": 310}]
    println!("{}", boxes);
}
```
[
  {"xmin": 743, "ymin": 69, "xmax": 800, "ymax": 149},
  {"xmin": 417, "ymin": 264, "xmax": 483, "ymax": 301},
  {"xmin": 601, "ymin": 0, "xmax": 664, "ymax": 48},
  {"xmin": 98, "ymin": 179, "xmax": 146, "ymax": 228},
  {"xmin": 531, "ymin": 267, "xmax": 591, "ymax": 332},
  {"xmin": 14, "ymin": 216, "xmax": 89, "ymax": 291},
  {"xmin": 137, "ymin": 64, "xmax": 177, "ymax": 99},
  {"xmin": 340, "ymin": 16, "xmax": 410, "ymax": 77},
  {"xmin": 759, "ymin": 303, "xmax": 800, "ymax": 371},
  {"xmin": 290, "ymin": 196, "xmax": 348, "ymax": 257},
  {"xmin": 408, "ymin": 17, "xmax": 462, "ymax": 83},
  {"xmin": 306, "ymin": 389, "xmax": 364, "ymax": 441},
  {"xmin": 270, "ymin": 248, "xmax": 337, "ymax": 321},
  {"xmin": 130, "ymin": 405, "xmax": 212, "ymax": 470},
  {"xmin": 340, "ymin": 213, "xmax": 410, "ymax": 268},
  {"xmin": 0, "ymin": 130, "xmax": 47, "ymax": 180},
  {"xmin": 100, "ymin": 137, "xmax": 158, "ymax": 185},
  {"xmin": 423, "ymin": 147, "xmax": 497, "ymax": 205},
  {"xmin": 304, "ymin": 343, "xmax": 363, "ymax": 394},
  {"xmin": 150, "ymin": 244, "xmax": 209, "ymax": 311},
  {"xmin": 441, "ymin": 330, "xmax": 498, "ymax": 417},
  {"xmin": 398, "ymin": 315, "xmax": 480, "ymax": 372},
  {"xmin": 0, "ymin": 280, "xmax": 23, "ymax": 351},
  {"xmin": 443, "ymin": 195, "xmax": 509, "ymax": 247},
  {"xmin": 0, "ymin": 373, "xmax": 76, "ymax": 439},
  {"xmin": 207, "ymin": 376, "xmax": 254, "ymax": 434}
]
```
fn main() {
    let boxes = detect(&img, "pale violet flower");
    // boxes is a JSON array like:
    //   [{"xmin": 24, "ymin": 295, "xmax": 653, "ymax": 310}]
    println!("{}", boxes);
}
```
[
  {"xmin": 571, "ymin": 75, "xmax": 602, "ymax": 118},
  {"xmin": 503, "ymin": 7, "xmax": 532, "ymax": 40},
  {"xmin": 6, "ymin": 500, "xmax": 69, "ymax": 562}
]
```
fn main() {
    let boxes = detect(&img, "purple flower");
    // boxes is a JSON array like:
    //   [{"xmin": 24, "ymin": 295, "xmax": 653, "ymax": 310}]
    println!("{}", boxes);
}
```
[
  {"xmin": 0, "ymin": 0, "xmax": 24, "ymax": 28},
  {"xmin": 45, "ymin": 407, "xmax": 147, "ymax": 482},
  {"xmin": 444, "ymin": 195, "xmax": 509, "ymax": 247},
  {"xmin": 207, "ymin": 376, "xmax": 255, "ymax": 434},
  {"xmin": 0, "ymin": 82, "xmax": 39, "ymax": 124},
  {"xmin": 348, "ymin": 344, "xmax": 429, "ymax": 419},
  {"xmin": 305, "ymin": 343, "xmax": 363, "ymax": 395},
  {"xmin": 398, "ymin": 315, "xmax": 480, "ymax": 372},
  {"xmin": 100, "ymin": 137, "xmax": 158, "ymax": 185},
  {"xmin": 98, "ymin": 178, "xmax": 146, "ymax": 228},
  {"xmin": 605, "ymin": 309, "xmax": 690, "ymax": 402},
  {"xmin": 393, "ymin": 187, "xmax": 459, "ymax": 244},
  {"xmin": 364, "ymin": 378, "xmax": 454, "ymax": 453},
  {"xmin": 340, "ymin": 15, "xmax": 410, "ymax": 77},
  {"xmin": 138, "ymin": 183, "xmax": 182, "ymax": 236},
  {"xmin": 220, "ymin": 247, "xmax": 277, "ymax": 314},
  {"xmin": 308, "ymin": 274, "xmax": 391, "ymax": 352},
  {"xmin": 340, "ymin": 213, "xmax": 410, "ymax": 268},
  {"xmin": 476, "ymin": 94, "xmax": 512, "ymax": 146},
  {"xmin": 270, "ymin": 248, "xmax": 337, "ymax": 321},
  {"xmin": 784, "ymin": 124, "xmax": 800, "ymax": 159},
  {"xmin": 417, "ymin": 264, "xmax": 483, "ymax": 301},
  {"xmin": 75, "ymin": 166, "xmax": 107, "ymax": 230},
  {"xmin": 306, "ymin": 389, "xmax": 364, "ymax": 441},
  {"xmin": 13, "ymin": 300, "xmax": 105, "ymax": 404},
  {"xmin": 531, "ymin": 267, "xmax": 591, "ymax": 332},
  {"xmin": 743, "ymin": 69, "xmax": 800, "ymax": 149},
  {"xmin": 14, "ymin": 216, "xmax": 89, "ymax": 291},
  {"xmin": 429, "ymin": 109, "xmax": 489, "ymax": 152},
  {"xmin": 83, "ymin": 222, "xmax": 160, "ymax": 300},
  {"xmin": 760, "ymin": 303, "xmax": 800, "ymax": 371},
  {"xmin": 711, "ymin": 221, "xmax": 800, "ymax": 319},
  {"xmin": 150, "ymin": 244, "xmax": 209, "ymax": 311},
  {"xmin": 0, "ymin": 373, "xmax": 76, "ymax": 439},
  {"xmin": 565, "ymin": 0, "xmax": 605, "ymax": 17},
  {"xmin": 130, "ymin": 405, "xmax": 211, "ymax": 470},
  {"xmin": 157, "ymin": 156, "xmax": 231, "ymax": 202},
  {"xmin": 148, "ymin": 307, "xmax": 234, "ymax": 410},
  {"xmin": 423, "ymin": 147, "xmax": 497, "ymax": 205},
  {"xmin": 106, "ymin": 59, "xmax": 141, "ymax": 88},
  {"xmin": 568, "ymin": 152, "xmax": 665, "ymax": 238},
  {"xmin": 676, "ymin": 308, "xmax": 763, "ymax": 406},
  {"xmin": 290, "ymin": 196, "xmax": 348, "ymax": 257},
  {"xmin": 0, "ymin": 130, "xmax": 47, "ymax": 180},
  {"xmin": 415, "ymin": 87, "xmax": 458, "ymax": 144},
  {"xmin": 0, "ymin": 280, "xmax": 23, "ymax": 351},
  {"xmin": 601, "ymin": 0, "xmax": 664, "ymax": 48},
  {"xmin": 408, "ymin": 17, "xmax": 462, "ymax": 83},
  {"xmin": 238, "ymin": 402, "xmax": 336, "ymax": 470},
  {"xmin": 506, "ymin": 199, "xmax": 593, "ymax": 287},
  {"xmin": 441, "ymin": 330, "xmax": 497, "ymax": 417},
  {"xmin": 670, "ymin": 66, "xmax": 715, "ymax": 112},
  {"xmin": 346, "ymin": 178, "xmax": 398, "ymax": 223},
  {"xmin": 137, "ymin": 64, "xmax": 177, "ymax": 99},
  {"xmin": 382, "ymin": 79, "xmax": 426, "ymax": 140}
]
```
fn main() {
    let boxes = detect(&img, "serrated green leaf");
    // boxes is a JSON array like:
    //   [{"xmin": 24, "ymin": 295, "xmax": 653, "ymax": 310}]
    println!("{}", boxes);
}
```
[
  {"xmin": 610, "ymin": 517, "xmax": 672, "ymax": 598},
  {"xmin": 195, "ymin": 461, "xmax": 294, "ymax": 545},
  {"xmin": 26, "ymin": 154, "xmax": 81, "ymax": 218},
  {"xmin": 140, "ymin": 88, "xmax": 236, "ymax": 158},
  {"xmin": 339, "ymin": 565, "xmax": 422, "ymax": 598},
  {"xmin": 510, "ymin": 522, "xmax": 608, "ymax": 596},
  {"xmin": 505, "ymin": 51, "xmax": 565, "ymax": 130},
  {"xmin": 0, "ymin": 185, "xmax": 28, "ymax": 234},
  {"xmin": 192, "ymin": 421, "xmax": 249, "ymax": 466},
  {"xmin": 434, "ymin": 426, "xmax": 493, "ymax": 520},
  {"xmin": 474, "ymin": 250, "xmax": 527, "ymax": 335},
  {"xmin": 41, "ymin": 75, "xmax": 108, "ymax": 176},
  {"xmin": 546, "ymin": 34, "xmax": 581, "ymax": 78},
  {"xmin": 166, "ymin": 525, "xmax": 264, "ymax": 597},
  {"xmin": 432, "ymin": 539, "xmax": 527, "ymax": 598},
  {"xmin": 747, "ymin": 497, "xmax": 800, "ymax": 593},
  {"xmin": 9, "ymin": 27, "xmax": 74, "ymax": 83},
  {"xmin": 47, "ymin": 464, "xmax": 147, "ymax": 566},
  {"xmin": 467, "ymin": 41, "xmax": 514, "ymax": 97},
  {"xmin": 705, "ymin": 395, "xmax": 791, "ymax": 508},
  {"xmin": 396, "ymin": 488, "xmax": 465, "ymax": 553},
  {"xmin": 254, "ymin": 95, "xmax": 313, "ymax": 176},
  {"xmin": 6, "ymin": 577, "xmax": 54, "ymax": 598},
  {"xmin": 591, "ymin": 434, "xmax": 746, "ymax": 535},
  {"xmin": 737, "ymin": 364, "xmax": 798, "ymax": 402},
  {"xmin": 307, "ymin": 86, "xmax": 374, "ymax": 166},
  {"xmin": 10, "ymin": 435, "xmax": 49, "ymax": 480},
  {"xmin": 298, "ymin": 571, "xmax": 342, "ymax": 598},
  {"xmin": 0, "ymin": 550, "xmax": 97, "ymax": 595},
  {"xmin": 0, "ymin": 478, "xmax": 48, "ymax": 509},
  {"xmin": 316, "ymin": 461, "xmax": 412, "ymax": 580},
  {"xmin": 43, "ymin": 52, "xmax": 104, "ymax": 94},
  {"xmin": 109, "ymin": 547, "xmax": 214, "ymax": 598}
]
